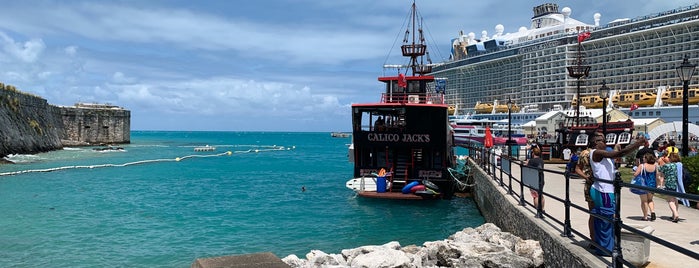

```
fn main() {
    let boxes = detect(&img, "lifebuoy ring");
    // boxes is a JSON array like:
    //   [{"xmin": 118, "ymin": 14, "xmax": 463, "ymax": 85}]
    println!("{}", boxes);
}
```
[
  {"xmin": 402, "ymin": 181, "xmax": 420, "ymax": 194},
  {"xmin": 422, "ymin": 179, "xmax": 440, "ymax": 191}
]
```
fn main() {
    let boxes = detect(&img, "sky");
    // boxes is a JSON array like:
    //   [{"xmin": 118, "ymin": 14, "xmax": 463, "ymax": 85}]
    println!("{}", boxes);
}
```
[{"xmin": 1, "ymin": 0, "xmax": 696, "ymax": 132}]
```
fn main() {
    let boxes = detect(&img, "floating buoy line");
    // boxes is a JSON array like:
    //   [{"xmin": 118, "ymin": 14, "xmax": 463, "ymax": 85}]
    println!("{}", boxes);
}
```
[{"xmin": 0, "ymin": 145, "xmax": 294, "ymax": 177}]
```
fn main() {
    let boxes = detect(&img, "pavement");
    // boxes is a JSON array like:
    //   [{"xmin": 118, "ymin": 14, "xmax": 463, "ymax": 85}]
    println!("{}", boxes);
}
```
[{"xmin": 498, "ymin": 162, "xmax": 699, "ymax": 267}]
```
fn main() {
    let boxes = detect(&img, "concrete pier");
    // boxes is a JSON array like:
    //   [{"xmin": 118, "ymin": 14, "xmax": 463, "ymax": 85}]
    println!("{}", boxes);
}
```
[{"xmin": 473, "ymin": 159, "xmax": 699, "ymax": 267}]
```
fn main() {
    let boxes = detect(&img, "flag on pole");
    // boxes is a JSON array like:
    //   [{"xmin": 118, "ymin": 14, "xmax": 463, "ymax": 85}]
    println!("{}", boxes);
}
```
[
  {"xmin": 398, "ymin": 73, "xmax": 407, "ymax": 88},
  {"xmin": 630, "ymin": 103, "xmax": 639, "ymax": 111},
  {"xmin": 578, "ymin": 32, "xmax": 591, "ymax": 43}
]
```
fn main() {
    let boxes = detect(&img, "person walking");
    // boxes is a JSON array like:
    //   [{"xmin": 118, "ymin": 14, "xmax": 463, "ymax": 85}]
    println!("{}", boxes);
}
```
[
  {"xmin": 526, "ymin": 147, "xmax": 545, "ymax": 212},
  {"xmin": 633, "ymin": 153, "xmax": 658, "ymax": 221},
  {"xmin": 589, "ymin": 132, "xmax": 646, "ymax": 255},
  {"xmin": 658, "ymin": 152, "xmax": 683, "ymax": 223}
]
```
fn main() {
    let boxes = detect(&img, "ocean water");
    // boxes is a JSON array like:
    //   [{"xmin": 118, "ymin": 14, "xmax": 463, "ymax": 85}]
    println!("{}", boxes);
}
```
[{"xmin": 0, "ymin": 131, "xmax": 484, "ymax": 268}]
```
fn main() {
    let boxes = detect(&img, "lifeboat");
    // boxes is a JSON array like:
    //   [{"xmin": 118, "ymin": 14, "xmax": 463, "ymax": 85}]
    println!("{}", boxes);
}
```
[
  {"xmin": 612, "ymin": 91, "xmax": 656, "ymax": 107},
  {"xmin": 571, "ymin": 95, "xmax": 603, "ymax": 109},
  {"xmin": 474, "ymin": 102, "xmax": 493, "ymax": 114},
  {"xmin": 494, "ymin": 104, "xmax": 520, "ymax": 113},
  {"xmin": 661, "ymin": 87, "xmax": 699, "ymax": 105}
]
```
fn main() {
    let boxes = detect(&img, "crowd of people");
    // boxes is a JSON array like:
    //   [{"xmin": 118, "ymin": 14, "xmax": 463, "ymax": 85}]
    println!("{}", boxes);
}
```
[{"xmin": 565, "ymin": 135, "xmax": 695, "ymax": 255}]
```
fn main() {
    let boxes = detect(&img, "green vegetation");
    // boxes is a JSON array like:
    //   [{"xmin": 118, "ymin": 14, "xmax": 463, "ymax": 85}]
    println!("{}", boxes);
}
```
[
  {"xmin": 683, "ymin": 155, "xmax": 698, "ymax": 195},
  {"xmin": 28, "ymin": 119, "xmax": 43, "ymax": 135}
]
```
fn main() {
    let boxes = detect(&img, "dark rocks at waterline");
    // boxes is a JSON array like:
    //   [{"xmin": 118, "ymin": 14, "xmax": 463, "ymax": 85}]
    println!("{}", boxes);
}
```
[{"xmin": 282, "ymin": 223, "xmax": 544, "ymax": 268}]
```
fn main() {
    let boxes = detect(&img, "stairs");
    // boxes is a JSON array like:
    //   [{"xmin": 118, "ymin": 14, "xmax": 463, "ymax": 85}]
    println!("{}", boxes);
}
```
[
  {"xmin": 388, "ymin": 150, "xmax": 422, "ymax": 192},
  {"xmin": 389, "ymin": 153, "xmax": 409, "ymax": 192}
]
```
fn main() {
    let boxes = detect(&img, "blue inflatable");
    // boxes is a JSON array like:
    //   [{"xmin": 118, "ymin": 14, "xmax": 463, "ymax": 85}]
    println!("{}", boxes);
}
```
[{"xmin": 402, "ymin": 181, "xmax": 420, "ymax": 194}]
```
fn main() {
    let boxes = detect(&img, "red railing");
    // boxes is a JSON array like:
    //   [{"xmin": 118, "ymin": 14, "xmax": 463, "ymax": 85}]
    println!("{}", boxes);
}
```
[{"xmin": 380, "ymin": 93, "xmax": 444, "ymax": 104}]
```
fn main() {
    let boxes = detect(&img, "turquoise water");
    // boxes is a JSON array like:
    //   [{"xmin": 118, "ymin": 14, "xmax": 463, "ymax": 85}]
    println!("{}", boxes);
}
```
[{"xmin": 0, "ymin": 132, "xmax": 484, "ymax": 267}]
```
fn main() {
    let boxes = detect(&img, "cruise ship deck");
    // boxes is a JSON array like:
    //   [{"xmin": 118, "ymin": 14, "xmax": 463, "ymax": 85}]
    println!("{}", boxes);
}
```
[{"xmin": 433, "ymin": 3, "xmax": 699, "ymax": 119}]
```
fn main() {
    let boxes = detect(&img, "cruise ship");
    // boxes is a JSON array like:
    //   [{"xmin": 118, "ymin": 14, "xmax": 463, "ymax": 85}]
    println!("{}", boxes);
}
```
[{"xmin": 433, "ymin": 3, "xmax": 699, "ymax": 126}]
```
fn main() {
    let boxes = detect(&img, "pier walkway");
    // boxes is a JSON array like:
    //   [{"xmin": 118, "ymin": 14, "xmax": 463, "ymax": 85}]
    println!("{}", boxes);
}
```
[{"xmin": 480, "ymin": 157, "xmax": 699, "ymax": 267}]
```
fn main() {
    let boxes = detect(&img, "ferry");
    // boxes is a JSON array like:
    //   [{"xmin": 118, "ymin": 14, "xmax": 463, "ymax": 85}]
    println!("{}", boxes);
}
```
[
  {"xmin": 346, "ymin": 1, "xmax": 457, "ymax": 200},
  {"xmin": 330, "ymin": 132, "xmax": 350, "ymax": 138},
  {"xmin": 431, "ymin": 3, "xmax": 699, "ymax": 127}
]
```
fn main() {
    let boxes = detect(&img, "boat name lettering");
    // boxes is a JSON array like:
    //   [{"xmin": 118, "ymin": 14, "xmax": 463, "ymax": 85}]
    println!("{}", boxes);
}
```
[
  {"xmin": 518, "ymin": 40, "xmax": 561, "ymax": 54},
  {"xmin": 402, "ymin": 134, "xmax": 430, "ymax": 143},
  {"xmin": 367, "ymin": 133, "xmax": 430, "ymax": 143},
  {"xmin": 418, "ymin": 170, "xmax": 442, "ymax": 178}
]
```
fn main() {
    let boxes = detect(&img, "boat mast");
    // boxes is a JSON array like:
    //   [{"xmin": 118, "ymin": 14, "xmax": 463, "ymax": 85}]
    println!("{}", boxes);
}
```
[
  {"xmin": 400, "ymin": 0, "xmax": 431, "ymax": 77},
  {"xmin": 567, "ymin": 32, "xmax": 591, "ymax": 127}
]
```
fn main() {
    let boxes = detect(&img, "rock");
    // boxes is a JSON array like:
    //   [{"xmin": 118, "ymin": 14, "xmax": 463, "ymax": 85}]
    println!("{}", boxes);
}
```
[{"xmin": 282, "ymin": 223, "xmax": 543, "ymax": 268}]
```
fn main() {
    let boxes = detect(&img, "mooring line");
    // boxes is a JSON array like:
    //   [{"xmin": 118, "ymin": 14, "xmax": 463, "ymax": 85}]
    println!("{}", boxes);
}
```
[{"xmin": 1, "ymin": 146, "xmax": 293, "ymax": 177}]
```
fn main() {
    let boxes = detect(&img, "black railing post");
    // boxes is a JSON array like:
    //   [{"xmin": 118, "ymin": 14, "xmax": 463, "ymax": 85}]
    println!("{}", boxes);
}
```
[
  {"xmin": 562, "ymin": 171, "xmax": 574, "ymax": 237},
  {"xmin": 499, "ymin": 155, "xmax": 504, "ymax": 187},
  {"xmin": 491, "ymin": 151, "xmax": 496, "ymax": 177},
  {"xmin": 508, "ymin": 158, "xmax": 513, "ymax": 195},
  {"xmin": 536, "ymin": 168, "xmax": 544, "ymax": 218},
  {"xmin": 612, "ymin": 171, "xmax": 623, "ymax": 267},
  {"xmin": 519, "ymin": 167, "xmax": 526, "ymax": 206},
  {"xmin": 483, "ymin": 149, "xmax": 488, "ymax": 173}
]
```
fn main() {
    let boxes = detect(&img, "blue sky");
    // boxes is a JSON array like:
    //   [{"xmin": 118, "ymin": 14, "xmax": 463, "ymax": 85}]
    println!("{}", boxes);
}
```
[{"xmin": 1, "ymin": 0, "xmax": 695, "ymax": 131}]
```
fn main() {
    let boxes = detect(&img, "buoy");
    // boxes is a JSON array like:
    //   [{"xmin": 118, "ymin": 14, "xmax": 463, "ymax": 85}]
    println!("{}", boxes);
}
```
[
  {"xmin": 176, "ymin": 157, "xmax": 181, "ymax": 161},
  {"xmin": 227, "ymin": 151, "xmax": 232, "ymax": 155}
]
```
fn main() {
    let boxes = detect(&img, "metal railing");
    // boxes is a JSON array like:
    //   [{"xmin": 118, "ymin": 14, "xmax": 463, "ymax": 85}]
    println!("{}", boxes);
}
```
[{"xmin": 466, "ymin": 144, "xmax": 699, "ymax": 268}]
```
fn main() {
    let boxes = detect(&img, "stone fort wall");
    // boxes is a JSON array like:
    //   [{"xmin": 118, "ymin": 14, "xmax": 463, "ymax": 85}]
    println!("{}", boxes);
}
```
[{"xmin": 0, "ymin": 85, "xmax": 130, "ymax": 157}]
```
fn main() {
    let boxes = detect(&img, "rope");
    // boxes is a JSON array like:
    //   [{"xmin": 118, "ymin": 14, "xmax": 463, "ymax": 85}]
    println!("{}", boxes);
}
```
[
  {"xmin": 448, "ymin": 163, "xmax": 476, "ymax": 191},
  {"xmin": 1, "ymin": 145, "xmax": 292, "ymax": 177}
]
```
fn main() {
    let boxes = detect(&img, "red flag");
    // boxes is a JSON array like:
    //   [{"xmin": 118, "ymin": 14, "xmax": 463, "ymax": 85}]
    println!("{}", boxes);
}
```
[
  {"xmin": 577, "ymin": 32, "xmax": 591, "ymax": 43},
  {"xmin": 397, "ymin": 73, "xmax": 407, "ymax": 88},
  {"xmin": 484, "ymin": 126, "xmax": 493, "ymax": 148},
  {"xmin": 630, "ymin": 103, "xmax": 639, "ymax": 111}
]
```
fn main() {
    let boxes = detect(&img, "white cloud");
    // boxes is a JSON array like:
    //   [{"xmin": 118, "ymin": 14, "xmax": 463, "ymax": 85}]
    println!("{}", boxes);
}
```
[
  {"xmin": 0, "ymin": 33, "xmax": 45, "ymax": 63},
  {"xmin": 64, "ymin": 46, "xmax": 78, "ymax": 56}
]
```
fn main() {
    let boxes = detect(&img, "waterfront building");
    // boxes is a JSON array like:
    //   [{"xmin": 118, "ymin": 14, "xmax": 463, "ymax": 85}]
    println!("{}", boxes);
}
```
[{"xmin": 432, "ymin": 3, "xmax": 699, "ymax": 126}]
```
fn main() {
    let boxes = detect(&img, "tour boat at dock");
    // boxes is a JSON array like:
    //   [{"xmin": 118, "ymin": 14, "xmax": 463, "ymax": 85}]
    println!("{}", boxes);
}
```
[{"xmin": 346, "ymin": 1, "xmax": 459, "ymax": 200}]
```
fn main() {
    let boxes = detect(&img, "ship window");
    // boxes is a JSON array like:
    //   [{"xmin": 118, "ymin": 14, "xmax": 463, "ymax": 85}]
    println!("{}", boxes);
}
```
[
  {"xmin": 575, "ymin": 134, "xmax": 589, "ymax": 146},
  {"xmin": 355, "ymin": 108, "xmax": 406, "ymax": 132},
  {"xmin": 618, "ymin": 133, "xmax": 632, "ymax": 145},
  {"xmin": 605, "ymin": 133, "xmax": 617, "ymax": 145}
]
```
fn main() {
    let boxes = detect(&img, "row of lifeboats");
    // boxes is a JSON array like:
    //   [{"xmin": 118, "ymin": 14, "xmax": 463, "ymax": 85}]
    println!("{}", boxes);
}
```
[
  {"xmin": 571, "ymin": 87, "xmax": 699, "ymax": 108},
  {"xmin": 473, "ymin": 102, "xmax": 521, "ymax": 114}
]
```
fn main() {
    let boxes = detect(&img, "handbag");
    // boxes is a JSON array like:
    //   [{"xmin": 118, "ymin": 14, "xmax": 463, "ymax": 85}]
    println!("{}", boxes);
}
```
[{"xmin": 630, "ymin": 166, "xmax": 647, "ymax": 195}]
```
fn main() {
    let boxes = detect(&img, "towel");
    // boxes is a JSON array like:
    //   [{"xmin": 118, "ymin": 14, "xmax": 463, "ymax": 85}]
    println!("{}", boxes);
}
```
[{"xmin": 676, "ymin": 163, "xmax": 690, "ymax": 207}]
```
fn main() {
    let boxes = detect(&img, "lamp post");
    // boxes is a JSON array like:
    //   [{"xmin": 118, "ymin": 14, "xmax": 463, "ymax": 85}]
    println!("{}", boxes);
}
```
[
  {"xmin": 507, "ymin": 97, "xmax": 514, "ymax": 156},
  {"xmin": 599, "ymin": 81, "xmax": 610, "ymax": 138},
  {"xmin": 676, "ymin": 55, "xmax": 696, "ymax": 157}
]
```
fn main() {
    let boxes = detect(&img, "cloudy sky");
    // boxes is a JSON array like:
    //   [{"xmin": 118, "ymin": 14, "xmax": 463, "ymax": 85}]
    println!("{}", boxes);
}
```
[{"xmin": 1, "ymin": 0, "xmax": 695, "ymax": 131}]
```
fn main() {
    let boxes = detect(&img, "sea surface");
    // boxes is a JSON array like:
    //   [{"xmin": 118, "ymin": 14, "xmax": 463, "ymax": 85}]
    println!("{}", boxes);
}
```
[{"xmin": 0, "ymin": 131, "xmax": 484, "ymax": 268}]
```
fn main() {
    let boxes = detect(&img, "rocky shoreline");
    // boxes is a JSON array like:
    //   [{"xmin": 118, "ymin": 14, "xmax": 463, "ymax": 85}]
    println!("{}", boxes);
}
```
[{"xmin": 281, "ymin": 223, "xmax": 544, "ymax": 268}]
